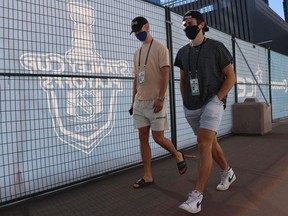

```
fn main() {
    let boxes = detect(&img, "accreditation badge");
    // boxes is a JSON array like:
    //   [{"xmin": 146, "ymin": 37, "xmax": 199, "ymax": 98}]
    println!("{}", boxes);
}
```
[
  {"xmin": 139, "ymin": 71, "xmax": 145, "ymax": 84},
  {"xmin": 190, "ymin": 78, "xmax": 200, "ymax": 96}
]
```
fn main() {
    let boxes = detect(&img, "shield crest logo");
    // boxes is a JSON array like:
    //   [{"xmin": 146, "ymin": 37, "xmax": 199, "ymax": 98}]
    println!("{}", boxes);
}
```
[{"xmin": 45, "ymin": 84, "xmax": 121, "ymax": 154}]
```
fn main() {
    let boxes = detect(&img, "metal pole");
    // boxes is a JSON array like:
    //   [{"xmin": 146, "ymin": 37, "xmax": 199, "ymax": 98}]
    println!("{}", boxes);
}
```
[
  {"xmin": 165, "ymin": 6, "xmax": 177, "ymax": 147},
  {"xmin": 231, "ymin": 35, "xmax": 238, "ymax": 103},
  {"xmin": 267, "ymin": 47, "xmax": 273, "ymax": 120}
]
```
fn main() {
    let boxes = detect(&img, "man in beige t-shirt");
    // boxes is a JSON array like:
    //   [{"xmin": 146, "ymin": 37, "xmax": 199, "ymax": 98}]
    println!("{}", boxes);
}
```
[{"xmin": 130, "ymin": 16, "xmax": 187, "ymax": 189}]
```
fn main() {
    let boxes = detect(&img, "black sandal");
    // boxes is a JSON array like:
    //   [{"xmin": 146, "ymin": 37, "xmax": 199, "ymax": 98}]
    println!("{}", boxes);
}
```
[
  {"xmin": 177, "ymin": 151, "xmax": 187, "ymax": 175},
  {"xmin": 133, "ymin": 178, "xmax": 154, "ymax": 189}
]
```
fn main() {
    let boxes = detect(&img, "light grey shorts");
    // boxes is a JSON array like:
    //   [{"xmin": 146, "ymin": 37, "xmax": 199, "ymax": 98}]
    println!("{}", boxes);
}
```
[
  {"xmin": 133, "ymin": 99, "xmax": 169, "ymax": 131},
  {"xmin": 183, "ymin": 96, "xmax": 224, "ymax": 135}
]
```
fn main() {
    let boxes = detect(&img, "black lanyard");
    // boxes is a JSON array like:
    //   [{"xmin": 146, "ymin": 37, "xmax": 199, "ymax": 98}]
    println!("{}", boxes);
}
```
[
  {"xmin": 188, "ymin": 37, "xmax": 206, "ymax": 79},
  {"xmin": 138, "ymin": 39, "xmax": 154, "ymax": 70}
]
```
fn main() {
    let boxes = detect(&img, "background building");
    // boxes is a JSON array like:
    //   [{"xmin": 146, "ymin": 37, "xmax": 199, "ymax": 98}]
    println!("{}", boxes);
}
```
[
  {"xmin": 148, "ymin": 0, "xmax": 288, "ymax": 55},
  {"xmin": 284, "ymin": 0, "xmax": 288, "ymax": 21}
]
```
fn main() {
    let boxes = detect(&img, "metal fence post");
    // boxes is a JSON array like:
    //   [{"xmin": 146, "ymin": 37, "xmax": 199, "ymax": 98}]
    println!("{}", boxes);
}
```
[
  {"xmin": 267, "ymin": 47, "xmax": 273, "ymax": 121},
  {"xmin": 232, "ymin": 34, "xmax": 238, "ymax": 103},
  {"xmin": 165, "ymin": 6, "xmax": 177, "ymax": 147}
]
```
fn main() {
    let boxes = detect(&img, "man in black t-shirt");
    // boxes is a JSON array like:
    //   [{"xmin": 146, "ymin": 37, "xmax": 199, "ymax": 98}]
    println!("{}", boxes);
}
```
[{"xmin": 174, "ymin": 10, "xmax": 237, "ymax": 214}]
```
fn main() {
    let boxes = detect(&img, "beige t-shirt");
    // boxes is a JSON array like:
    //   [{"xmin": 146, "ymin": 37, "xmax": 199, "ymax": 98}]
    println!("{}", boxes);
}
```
[{"xmin": 133, "ymin": 39, "xmax": 170, "ymax": 100}]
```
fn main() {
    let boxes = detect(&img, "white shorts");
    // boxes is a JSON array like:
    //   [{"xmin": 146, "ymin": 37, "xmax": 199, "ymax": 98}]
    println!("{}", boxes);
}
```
[
  {"xmin": 133, "ymin": 99, "xmax": 169, "ymax": 131},
  {"xmin": 183, "ymin": 96, "xmax": 224, "ymax": 135}
]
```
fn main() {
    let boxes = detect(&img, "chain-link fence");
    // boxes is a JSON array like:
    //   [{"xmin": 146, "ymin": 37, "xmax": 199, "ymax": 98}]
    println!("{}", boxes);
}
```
[{"xmin": 1, "ymin": 0, "xmax": 288, "ymax": 205}]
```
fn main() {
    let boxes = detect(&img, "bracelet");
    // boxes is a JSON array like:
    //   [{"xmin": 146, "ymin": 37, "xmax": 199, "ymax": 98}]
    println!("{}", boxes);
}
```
[{"xmin": 157, "ymin": 96, "xmax": 165, "ymax": 102}]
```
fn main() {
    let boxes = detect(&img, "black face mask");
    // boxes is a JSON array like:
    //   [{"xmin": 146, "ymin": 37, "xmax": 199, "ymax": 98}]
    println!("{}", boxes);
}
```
[{"xmin": 184, "ymin": 25, "xmax": 200, "ymax": 40}]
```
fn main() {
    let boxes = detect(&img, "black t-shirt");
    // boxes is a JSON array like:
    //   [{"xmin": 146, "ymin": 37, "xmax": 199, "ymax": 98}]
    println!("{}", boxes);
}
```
[{"xmin": 174, "ymin": 38, "xmax": 233, "ymax": 110}]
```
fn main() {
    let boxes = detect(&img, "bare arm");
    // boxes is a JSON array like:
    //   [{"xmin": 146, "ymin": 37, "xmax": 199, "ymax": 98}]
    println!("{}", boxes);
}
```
[
  {"xmin": 132, "ymin": 74, "xmax": 137, "ymax": 105},
  {"xmin": 217, "ymin": 64, "xmax": 237, "ymax": 101},
  {"xmin": 158, "ymin": 65, "xmax": 170, "ymax": 97},
  {"xmin": 180, "ymin": 69, "xmax": 185, "ymax": 100},
  {"xmin": 153, "ymin": 65, "xmax": 170, "ymax": 113},
  {"xmin": 129, "ymin": 75, "xmax": 138, "ymax": 115}
]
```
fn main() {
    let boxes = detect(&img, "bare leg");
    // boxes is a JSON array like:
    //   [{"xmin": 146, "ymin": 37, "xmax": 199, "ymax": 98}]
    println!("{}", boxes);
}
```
[
  {"xmin": 152, "ymin": 130, "xmax": 184, "ymax": 163},
  {"xmin": 136, "ymin": 126, "xmax": 153, "ymax": 183},
  {"xmin": 195, "ymin": 128, "xmax": 215, "ymax": 193},
  {"xmin": 212, "ymin": 137, "xmax": 229, "ymax": 171}
]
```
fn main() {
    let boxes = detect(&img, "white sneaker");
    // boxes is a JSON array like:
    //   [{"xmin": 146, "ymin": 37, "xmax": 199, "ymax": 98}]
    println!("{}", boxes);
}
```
[
  {"xmin": 216, "ymin": 167, "xmax": 236, "ymax": 191},
  {"xmin": 179, "ymin": 191, "xmax": 203, "ymax": 214}
]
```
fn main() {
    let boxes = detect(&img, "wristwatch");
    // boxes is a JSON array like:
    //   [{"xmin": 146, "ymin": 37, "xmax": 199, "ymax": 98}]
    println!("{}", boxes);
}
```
[{"xmin": 157, "ymin": 96, "xmax": 165, "ymax": 102}]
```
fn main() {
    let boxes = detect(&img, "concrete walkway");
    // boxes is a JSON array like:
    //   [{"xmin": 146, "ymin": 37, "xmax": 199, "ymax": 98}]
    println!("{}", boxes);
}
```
[{"xmin": 1, "ymin": 119, "xmax": 288, "ymax": 216}]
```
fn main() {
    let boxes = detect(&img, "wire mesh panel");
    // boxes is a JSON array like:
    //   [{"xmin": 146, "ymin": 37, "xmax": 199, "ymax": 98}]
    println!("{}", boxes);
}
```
[
  {"xmin": 234, "ymin": 38, "xmax": 270, "ymax": 104},
  {"xmin": 271, "ymin": 51, "xmax": 288, "ymax": 120},
  {"xmin": 0, "ymin": 0, "xmax": 169, "ymax": 204},
  {"xmin": 1, "ymin": 0, "xmax": 288, "ymax": 205}
]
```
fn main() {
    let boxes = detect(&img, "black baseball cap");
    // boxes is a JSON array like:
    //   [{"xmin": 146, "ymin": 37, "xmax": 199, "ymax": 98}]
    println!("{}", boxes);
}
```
[
  {"xmin": 183, "ymin": 10, "xmax": 209, "ymax": 32},
  {"xmin": 130, "ymin": 16, "xmax": 148, "ymax": 34}
]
